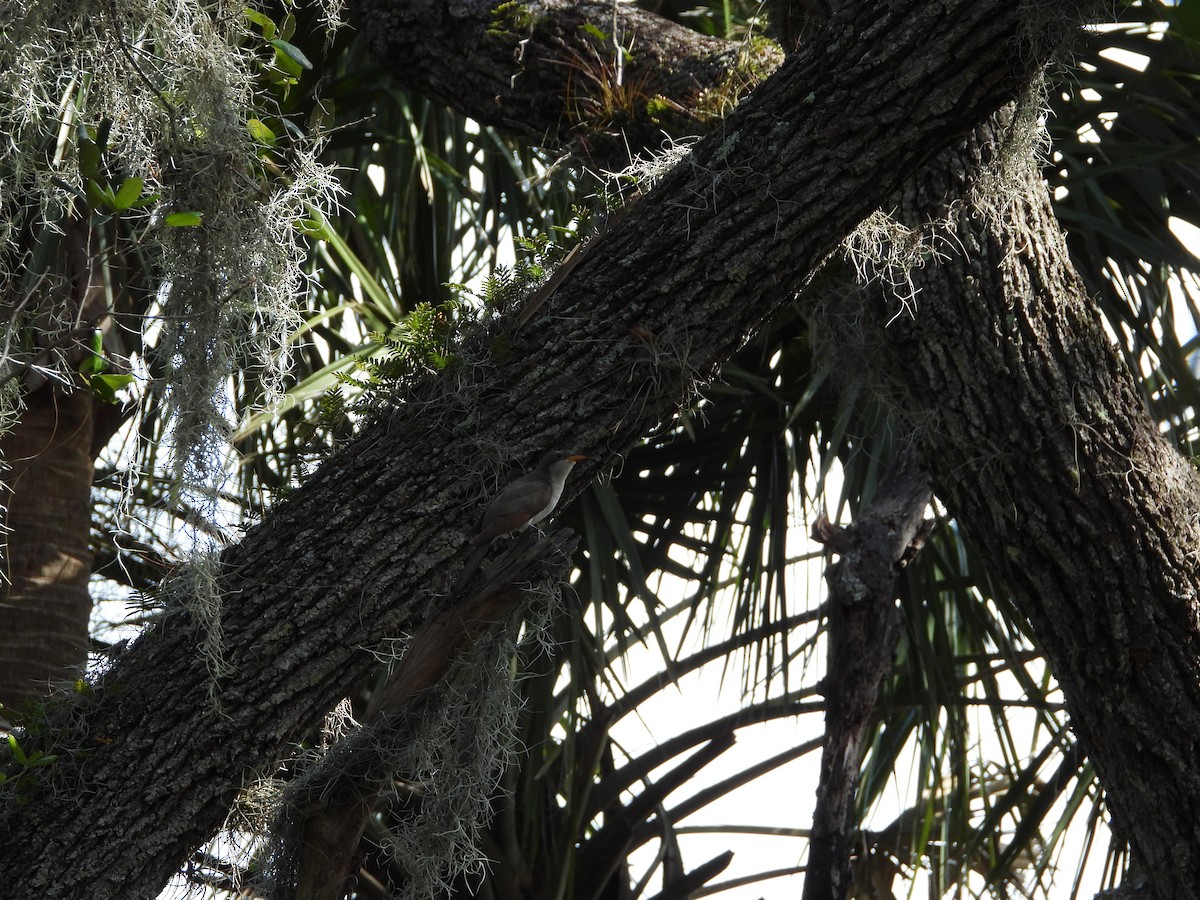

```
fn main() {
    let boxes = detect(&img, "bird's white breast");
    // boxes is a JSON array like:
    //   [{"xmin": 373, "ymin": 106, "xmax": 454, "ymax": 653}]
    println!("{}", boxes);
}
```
[{"xmin": 530, "ymin": 459, "xmax": 576, "ymax": 525}]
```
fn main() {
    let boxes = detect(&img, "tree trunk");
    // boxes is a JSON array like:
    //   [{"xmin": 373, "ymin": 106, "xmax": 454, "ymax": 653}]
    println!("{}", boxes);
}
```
[
  {"xmin": 838, "ymin": 108, "xmax": 1200, "ymax": 898},
  {"xmin": 0, "ymin": 212, "xmax": 129, "ymax": 713},
  {"xmin": 0, "ymin": 385, "xmax": 94, "ymax": 709},
  {"xmin": 0, "ymin": 1, "xmax": 1109, "ymax": 896}
]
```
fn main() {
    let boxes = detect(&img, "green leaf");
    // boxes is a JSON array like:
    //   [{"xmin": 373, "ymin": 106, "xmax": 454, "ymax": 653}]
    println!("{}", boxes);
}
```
[
  {"xmin": 580, "ymin": 22, "xmax": 608, "ymax": 42},
  {"xmin": 247, "ymin": 118, "xmax": 277, "ymax": 147},
  {"xmin": 8, "ymin": 734, "xmax": 27, "ymax": 766},
  {"xmin": 296, "ymin": 217, "xmax": 328, "ymax": 237},
  {"xmin": 266, "ymin": 68, "xmax": 300, "ymax": 88},
  {"xmin": 127, "ymin": 192, "xmax": 161, "ymax": 209},
  {"xmin": 271, "ymin": 39, "xmax": 312, "ymax": 71},
  {"xmin": 79, "ymin": 330, "xmax": 104, "ymax": 377},
  {"xmin": 111, "ymin": 176, "xmax": 144, "ymax": 211},
  {"xmin": 243, "ymin": 7, "xmax": 275, "ymax": 39},
  {"xmin": 308, "ymin": 99, "xmax": 334, "ymax": 136},
  {"xmin": 78, "ymin": 135, "xmax": 101, "ymax": 179},
  {"xmin": 318, "ymin": 216, "xmax": 401, "ymax": 319},
  {"xmin": 85, "ymin": 179, "xmax": 115, "ymax": 210},
  {"xmin": 165, "ymin": 211, "xmax": 203, "ymax": 227},
  {"xmin": 1172, "ymin": 0, "xmax": 1200, "ymax": 43},
  {"xmin": 89, "ymin": 373, "xmax": 135, "ymax": 404}
]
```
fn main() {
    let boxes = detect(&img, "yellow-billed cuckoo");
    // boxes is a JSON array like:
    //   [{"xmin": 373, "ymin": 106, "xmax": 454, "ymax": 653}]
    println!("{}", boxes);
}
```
[{"xmin": 454, "ymin": 450, "xmax": 587, "ymax": 591}]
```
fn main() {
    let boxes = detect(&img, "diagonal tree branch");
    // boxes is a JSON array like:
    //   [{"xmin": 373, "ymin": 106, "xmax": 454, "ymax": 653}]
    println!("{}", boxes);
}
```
[
  {"xmin": 351, "ymin": 0, "xmax": 753, "ymax": 163},
  {"xmin": 0, "ymin": 2, "xmax": 1096, "ymax": 895},
  {"xmin": 281, "ymin": 530, "xmax": 577, "ymax": 899}
]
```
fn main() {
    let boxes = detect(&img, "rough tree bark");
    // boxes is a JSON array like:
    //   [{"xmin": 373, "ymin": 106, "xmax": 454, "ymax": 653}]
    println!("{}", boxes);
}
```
[
  {"xmin": 280, "ymin": 530, "xmax": 576, "ymax": 900},
  {"xmin": 835, "ymin": 108, "xmax": 1200, "ymax": 899},
  {"xmin": 0, "ymin": 0, "xmax": 755, "ymax": 722},
  {"xmin": 351, "ymin": 0, "xmax": 751, "ymax": 163},
  {"xmin": 3, "ymin": 1, "xmax": 1149, "ymax": 898}
]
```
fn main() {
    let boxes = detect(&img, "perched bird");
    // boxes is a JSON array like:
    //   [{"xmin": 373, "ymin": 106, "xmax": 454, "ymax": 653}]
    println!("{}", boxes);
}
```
[{"xmin": 455, "ymin": 450, "xmax": 587, "ymax": 591}]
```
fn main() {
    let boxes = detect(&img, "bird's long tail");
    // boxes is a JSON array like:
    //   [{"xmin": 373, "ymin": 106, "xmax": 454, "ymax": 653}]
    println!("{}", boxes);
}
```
[{"xmin": 452, "ymin": 542, "xmax": 490, "ymax": 594}]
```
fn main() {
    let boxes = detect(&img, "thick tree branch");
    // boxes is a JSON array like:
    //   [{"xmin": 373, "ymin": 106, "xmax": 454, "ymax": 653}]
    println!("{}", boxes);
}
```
[
  {"xmin": 0, "ymin": 1, "xmax": 1094, "ymax": 895},
  {"xmin": 840, "ymin": 108, "xmax": 1200, "ymax": 898},
  {"xmin": 283, "ymin": 530, "xmax": 576, "ymax": 899},
  {"xmin": 352, "ymin": 0, "xmax": 751, "ymax": 163}
]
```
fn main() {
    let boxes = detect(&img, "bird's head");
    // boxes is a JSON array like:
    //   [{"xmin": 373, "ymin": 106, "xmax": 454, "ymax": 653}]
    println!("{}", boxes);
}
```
[
  {"xmin": 539, "ymin": 450, "xmax": 586, "ymax": 466},
  {"xmin": 539, "ymin": 450, "xmax": 587, "ymax": 479}
]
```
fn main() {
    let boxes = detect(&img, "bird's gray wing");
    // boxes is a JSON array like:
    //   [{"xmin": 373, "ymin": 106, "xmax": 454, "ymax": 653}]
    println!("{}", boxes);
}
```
[
  {"xmin": 473, "ymin": 474, "xmax": 554, "ymax": 542},
  {"xmin": 491, "ymin": 475, "xmax": 553, "ymax": 517}
]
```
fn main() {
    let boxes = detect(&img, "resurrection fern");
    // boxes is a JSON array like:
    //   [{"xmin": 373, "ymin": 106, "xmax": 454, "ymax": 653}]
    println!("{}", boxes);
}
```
[
  {"xmin": 449, "ymin": 205, "xmax": 601, "ymax": 310},
  {"xmin": 487, "ymin": 0, "xmax": 533, "ymax": 39},
  {"xmin": 333, "ymin": 301, "xmax": 464, "ymax": 402},
  {"xmin": 314, "ymin": 206, "xmax": 605, "ymax": 435}
]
